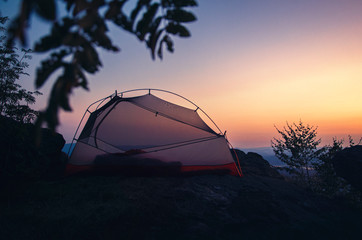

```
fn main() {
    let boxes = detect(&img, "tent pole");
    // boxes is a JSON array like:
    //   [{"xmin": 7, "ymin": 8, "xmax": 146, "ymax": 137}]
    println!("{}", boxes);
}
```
[
  {"xmin": 67, "ymin": 109, "xmax": 89, "ymax": 157},
  {"xmin": 225, "ymin": 134, "xmax": 243, "ymax": 177},
  {"xmin": 67, "ymin": 94, "xmax": 113, "ymax": 157}
]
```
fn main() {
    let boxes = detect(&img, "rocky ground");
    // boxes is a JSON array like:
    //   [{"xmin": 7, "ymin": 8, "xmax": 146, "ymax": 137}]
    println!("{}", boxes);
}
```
[
  {"xmin": 2, "ymin": 155, "xmax": 362, "ymax": 240},
  {"xmin": 1, "ymin": 116, "xmax": 362, "ymax": 239}
]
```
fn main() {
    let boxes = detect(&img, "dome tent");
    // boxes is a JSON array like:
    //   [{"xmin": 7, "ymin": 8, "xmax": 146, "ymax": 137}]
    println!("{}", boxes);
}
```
[{"xmin": 67, "ymin": 89, "xmax": 242, "ymax": 176}]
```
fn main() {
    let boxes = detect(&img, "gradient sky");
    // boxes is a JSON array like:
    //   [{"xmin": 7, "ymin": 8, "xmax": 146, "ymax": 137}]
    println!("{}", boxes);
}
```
[{"xmin": 1, "ymin": 0, "xmax": 362, "ymax": 147}]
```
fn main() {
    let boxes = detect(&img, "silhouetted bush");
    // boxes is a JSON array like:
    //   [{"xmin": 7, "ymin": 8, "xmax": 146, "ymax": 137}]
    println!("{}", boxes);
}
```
[{"xmin": 271, "ymin": 120, "xmax": 321, "ymax": 186}]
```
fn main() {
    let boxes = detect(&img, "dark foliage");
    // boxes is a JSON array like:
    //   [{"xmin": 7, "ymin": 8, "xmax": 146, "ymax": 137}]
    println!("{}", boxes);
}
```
[
  {"xmin": 271, "ymin": 120, "xmax": 321, "ymax": 185},
  {"xmin": 313, "ymin": 141, "xmax": 362, "ymax": 204},
  {"xmin": 333, "ymin": 145, "xmax": 362, "ymax": 192},
  {"xmin": 272, "ymin": 121, "xmax": 362, "ymax": 203},
  {"xmin": 5, "ymin": 0, "xmax": 198, "ymax": 130},
  {"xmin": 0, "ymin": 17, "xmax": 41, "ymax": 123},
  {"xmin": 311, "ymin": 138, "xmax": 349, "ymax": 197}
]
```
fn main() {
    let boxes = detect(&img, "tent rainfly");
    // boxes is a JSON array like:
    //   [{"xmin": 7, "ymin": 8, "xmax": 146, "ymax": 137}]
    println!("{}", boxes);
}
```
[{"xmin": 67, "ymin": 89, "xmax": 242, "ymax": 176}]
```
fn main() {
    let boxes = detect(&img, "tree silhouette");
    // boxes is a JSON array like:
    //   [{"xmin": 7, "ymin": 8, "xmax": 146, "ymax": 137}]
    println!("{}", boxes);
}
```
[
  {"xmin": 271, "ymin": 120, "xmax": 321, "ymax": 185},
  {"xmin": 0, "ymin": 17, "xmax": 41, "ymax": 123},
  {"xmin": 312, "ymin": 138, "xmax": 346, "ymax": 196},
  {"xmin": 6, "ymin": 0, "xmax": 198, "ymax": 129}
]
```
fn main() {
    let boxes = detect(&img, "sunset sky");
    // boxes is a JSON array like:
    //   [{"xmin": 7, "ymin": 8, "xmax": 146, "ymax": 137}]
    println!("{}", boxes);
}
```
[{"xmin": 1, "ymin": 0, "xmax": 362, "ymax": 148}]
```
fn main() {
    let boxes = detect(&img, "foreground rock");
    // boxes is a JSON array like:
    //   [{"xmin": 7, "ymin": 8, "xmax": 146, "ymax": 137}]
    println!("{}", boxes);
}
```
[
  {"xmin": 333, "ymin": 145, "xmax": 362, "ymax": 191},
  {"xmin": 0, "ymin": 116, "xmax": 66, "ymax": 180},
  {"xmin": 1, "ymin": 123, "xmax": 362, "ymax": 239},
  {"xmin": 1, "ymin": 174, "xmax": 361, "ymax": 240}
]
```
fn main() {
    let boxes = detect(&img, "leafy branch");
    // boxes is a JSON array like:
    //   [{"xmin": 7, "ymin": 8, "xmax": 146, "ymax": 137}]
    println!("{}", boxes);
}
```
[{"xmin": 6, "ymin": 0, "xmax": 198, "ymax": 129}]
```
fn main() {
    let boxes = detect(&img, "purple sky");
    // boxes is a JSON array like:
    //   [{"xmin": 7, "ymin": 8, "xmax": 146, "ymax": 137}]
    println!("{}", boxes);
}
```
[{"xmin": 1, "ymin": 0, "xmax": 362, "ymax": 147}]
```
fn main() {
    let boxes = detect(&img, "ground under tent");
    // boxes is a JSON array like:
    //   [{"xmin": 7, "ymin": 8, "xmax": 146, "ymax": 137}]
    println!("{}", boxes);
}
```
[{"xmin": 67, "ymin": 89, "xmax": 242, "ymax": 176}]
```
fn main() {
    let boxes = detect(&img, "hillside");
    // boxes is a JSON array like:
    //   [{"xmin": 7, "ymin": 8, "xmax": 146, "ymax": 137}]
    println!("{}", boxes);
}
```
[
  {"xmin": 1, "ymin": 117, "xmax": 362, "ymax": 239},
  {"xmin": 2, "ymin": 173, "xmax": 362, "ymax": 240}
]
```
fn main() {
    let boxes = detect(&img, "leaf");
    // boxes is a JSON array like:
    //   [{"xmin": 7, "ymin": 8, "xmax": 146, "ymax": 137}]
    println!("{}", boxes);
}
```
[
  {"xmin": 105, "ymin": 1, "xmax": 133, "ymax": 32},
  {"xmin": 77, "ymin": 12, "xmax": 97, "ymax": 30},
  {"xmin": 62, "ymin": 32, "xmax": 88, "ymax": 47},
  {"xmin": 165, "ymin": 9, "xmax": 196, "ymax": 23},
  {"xmin": 105, "ymin": 1, "xmax": 125, "ymax": 20},
  {"xmin": 142, "ymin": 14, "xmax": 162, "ymax": 59},
  {"xmin": 82, "ymin": 15, "xmax": 120, "ymax": 52},
  {"xmin": 89, "ymin": 0, "xmax": 106, "ymax": 9},
  {"xmin": 34, "ymin": 35, "xmax": 62, "ymax": 52},
  {"xmin": 34, "ymin": 0, "xmax": 56, "ymax": 21},
  {"xmin": 175, "ymin": 0, "xmax": 198, "ymax": 7},
  {"xmin": 159, "ymin": 34, "xmax": 174, "ymax": 53},
  {"xmin": 75, "ymin": 66, "xmax": 89, "ymax": 90},
  {"xmin": 112, "ymin": 14, "xmax": 133, "ymax": 32},
  {"xmin": 157, "ymin": 39, "xmax": 164, "ymax": 59},
  {"xmin": 35, "ymin": 50, "xmax": 69, "ymax": 88},
  {"xmin": 130, "ymin": 0, "xmax": 151, "ymax": 24},
  {"xmin": 75, "ymin": 44, "xmax": 102, "ymax": 73},
  {"xmin": 148, "ymin": 29, "xmax": 163, "ymax": 60},
  {"xmin": 72, "ymin": 0, "xmax": 88, "ymax": 16},
  {"xmin": 6, "ymin": 16, "xmax": 26, "ymax": 47},
  {"xmin": 92, "ymin": 29, "xmax": 120, "ymax": 51},
  {"xmin": 136, "ymin": 3, "xmax": 160, "ymax": 40},
  {"xmin": 56, "ymin": 65, "xmax": 74, "ymax": 111},
  {"xmin": 64, "ymin": 0, "xmax": 75, "ymax": 12},
  {"xmin": 43, "ymin": 76, "xmax": 65, "ymax": 129},
  {"xmin": 161, "ymin": 0, "xmax": 198, "ymax": 8},
  {"xmin": 34, "ymin": 18, "xmax": 75, "ymax": 52},
  {"xmin": 166, "ymin": 22, "xmax": 190, "ymax": 37}
]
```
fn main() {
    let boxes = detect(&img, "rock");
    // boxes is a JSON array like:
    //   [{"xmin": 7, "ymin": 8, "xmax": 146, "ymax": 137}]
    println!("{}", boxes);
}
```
[
  {"xmin": 38, "ymin": 128, "xmax": 66, "ymax": 157},
  {"xmin": 231, "ymin": 149, "xmax": 283, "ymax": 179},
  {"xmin": 0, "ymin": 116, "xmax": 67, "ymax": 180},
  {"xmin": 333, "ymin": 145, "xmax": 362, "ymax": 191},
  {"xmin": 3, "ymin": 174, "xmax": 361, "ymax": 240}
]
